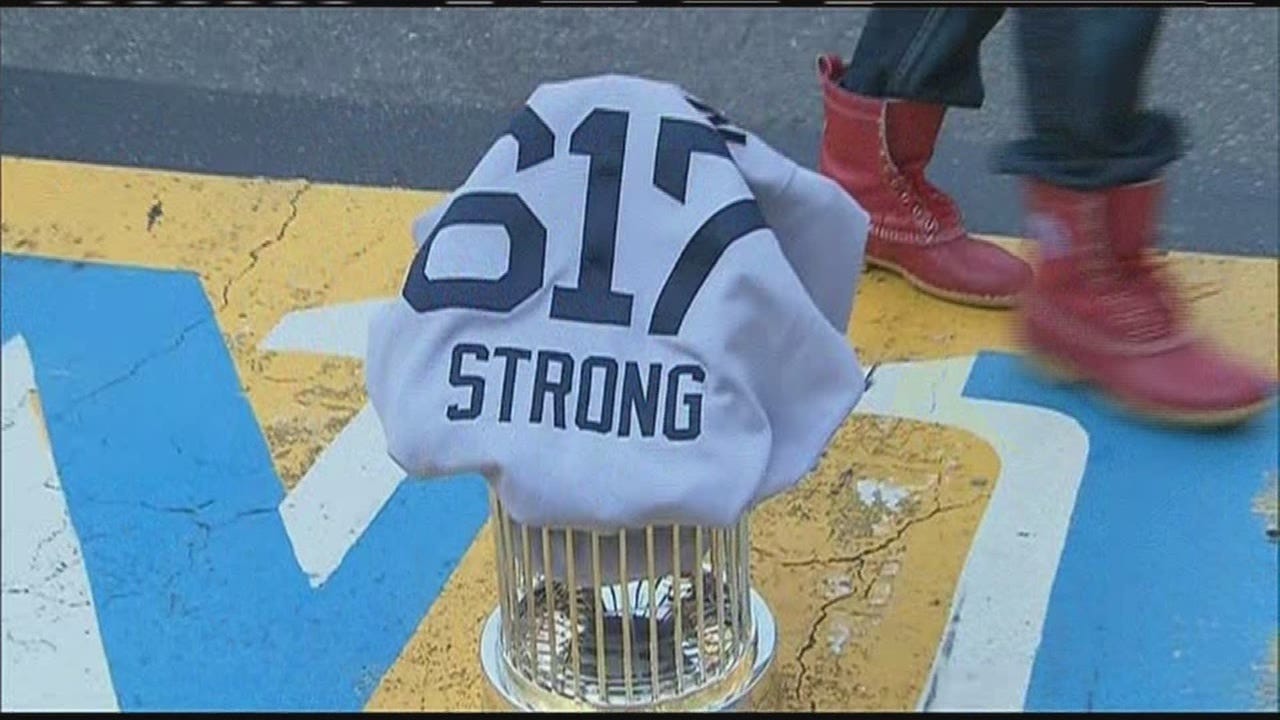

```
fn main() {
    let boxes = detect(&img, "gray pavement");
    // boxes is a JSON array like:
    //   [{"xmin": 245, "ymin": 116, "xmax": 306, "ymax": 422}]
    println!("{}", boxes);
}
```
[{"xmin": 2, "ymin": 7, "xmax": 1277, "ymax": 255}]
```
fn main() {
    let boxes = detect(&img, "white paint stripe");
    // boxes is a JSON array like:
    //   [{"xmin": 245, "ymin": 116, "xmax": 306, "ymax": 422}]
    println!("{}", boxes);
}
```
[
  {"xmin": 259, "ymin": 299, "xmax": 389, "ymax": 360},
  {"xmin": 852, "ymin": 356, "xmax": 1088, "ymax": 712},
  {"xmin": 1, "ymin": 336, "xmax": 119, "ymax": 711},
  {"xmin": 278, "ymin": 404, "xmax": 406, "ymax": 588},
  {"xmin": 261, "ymin": 300, "xmax": 407, "ymax": 588}
]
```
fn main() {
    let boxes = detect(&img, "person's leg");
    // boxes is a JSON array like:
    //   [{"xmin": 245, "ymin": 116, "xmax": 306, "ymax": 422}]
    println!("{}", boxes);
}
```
[
  {"xmin": 842, "ymin": 7, "xmax": 1003, "ymax": 109},
  {"xmin": 817, "ymin": 8, "xmax": 1033, "ymax": 309},
  {"xmin": 1007, "ymin": 8, "xmax": 1273, "ymax": 425},
  {"xmin": 994, "ymin": 8, "xmax": 1183, "ymax": 189}
]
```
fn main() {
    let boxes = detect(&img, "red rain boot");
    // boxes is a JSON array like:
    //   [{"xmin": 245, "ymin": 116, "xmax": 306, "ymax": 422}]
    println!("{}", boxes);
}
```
[
  {"xmin": 1018, "ymin": 177, "xmax": 1275, "ymax": 426},
  {"xmin": 817, "ymin": 54, "xmax": 1032, "ymax": 308}
]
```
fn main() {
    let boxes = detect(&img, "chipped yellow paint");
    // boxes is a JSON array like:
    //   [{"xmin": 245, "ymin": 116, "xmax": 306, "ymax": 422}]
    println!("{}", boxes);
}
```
[
  {"xmin": 1, "ymin": 157, "xmax": 444, "ymax": 491},
  {"xmin": 1259, "ymin": 636, "xmax": 1279, "ymax": 711},
  {"xmin": 746, "ymin": 418, "xmax": 999, "ymax": 711},
  {"xmin": 2, "ymin": 155, "xmax": 1276, "ymax": 712}
]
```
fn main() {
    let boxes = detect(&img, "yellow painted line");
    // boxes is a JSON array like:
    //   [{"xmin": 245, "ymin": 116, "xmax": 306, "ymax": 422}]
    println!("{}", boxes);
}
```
[
  {"xmin": 1, "ymin": 157, "xmax": 445, "ymax": 494},
  {"xmin": 2, "ymin": 155, "xmax": 1276, "ymax": 711}
]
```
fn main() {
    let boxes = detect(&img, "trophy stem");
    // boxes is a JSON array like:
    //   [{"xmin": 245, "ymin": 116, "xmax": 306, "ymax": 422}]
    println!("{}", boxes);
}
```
[{"xmin": 481, "ymin": 491, "xmax": 777, "ymax": 712}]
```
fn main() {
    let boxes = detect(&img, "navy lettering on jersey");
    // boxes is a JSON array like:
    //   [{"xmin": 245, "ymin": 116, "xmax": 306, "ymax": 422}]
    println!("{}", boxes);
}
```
[
  {"xmin": 446, "ymin": 342, "xmax": 704, "ymax": 440},
  {"xmin": 684, "ymin": 95, "xmax": 748, "ymax": 146},
  {"xmin": 551, "ymin": 108, "xmax": 636, "ymax": 328},
  {"xmin": 650, "ymin": 199, "xmax": 768, "ymax": 336},
  {"xmin": 492, "ymin": 346, "xmax": 533, "ymax": 422},
  {"xmin": 531, "ymin": 350, "xmax": 574, "ymax": 429},
  {"xmin": 576, "ymin": 356, "xmax": 620, "ymax": 434},
  {"xmin": 504, "ymin": 106, "xmax": 555, "ymax": 171},
  {"xmin": 402, "ymin": 192, "xmax": 546, "ymax": 314},
  {"xmin": 618, "ymin": 362, "xmax": 662, "ymax": 438},
  {"xmin": 664, "ymin": 364, "xmax": 706, "ymax": 441},
  {"xmin": 421, "ymin": 100, "xmax": 766, "ymax": 441},
  {"xmin": 447, "ymin": 343, "xmax": 488, "ymax": 420},
  {"xmin": 654, "ymin": 118, "xmax": 734, "ymax": 203}
]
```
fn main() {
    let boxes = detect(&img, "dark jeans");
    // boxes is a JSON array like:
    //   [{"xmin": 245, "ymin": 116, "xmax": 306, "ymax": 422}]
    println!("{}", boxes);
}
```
[{"xmin": 841, "ymin": 8, "xmax": 1185, "ymax": 190}]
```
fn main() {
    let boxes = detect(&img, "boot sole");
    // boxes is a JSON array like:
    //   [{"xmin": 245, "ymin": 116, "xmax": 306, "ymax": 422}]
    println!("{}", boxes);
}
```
[
  {"xmin": 866, "ymin": 256, "xmax": 1021, "ymax": 309},
  {"xmin": 1024, "ymin": 351, "xmax": 1275, "ymax": 429}
]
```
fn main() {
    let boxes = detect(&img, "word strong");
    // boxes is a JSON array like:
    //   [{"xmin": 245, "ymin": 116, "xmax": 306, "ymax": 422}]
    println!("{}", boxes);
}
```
[
  {"xmin": 403, "ymin": 100, "xmax": 758, "ymax": 443},
  {"xmin": 447, "ymin": 344, "xmax": 705, "ymax": 441}
]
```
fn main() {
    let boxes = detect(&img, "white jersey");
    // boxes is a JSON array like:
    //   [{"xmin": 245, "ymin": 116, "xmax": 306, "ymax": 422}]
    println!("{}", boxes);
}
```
[{"xmin": 366, "ymin": 74, "xmax": 869, "ymax": 531}]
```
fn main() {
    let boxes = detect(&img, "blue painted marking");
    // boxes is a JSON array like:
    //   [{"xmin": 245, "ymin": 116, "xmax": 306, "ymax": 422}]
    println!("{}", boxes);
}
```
[
  {"xmin": 0, "ymin": 254, "xmax": 491, "ymax": 710},
  {"xmin": 965, "ymin": 352, "xmax": 1279, "ymax": 711}
]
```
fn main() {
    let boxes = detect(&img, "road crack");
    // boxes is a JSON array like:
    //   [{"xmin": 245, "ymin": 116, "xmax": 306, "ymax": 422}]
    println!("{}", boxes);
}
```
[
  {"xmin": 780, "ymin": 498, "xmax": 979, "ymax": 568},
  {"xmin": 41, "ymin": 183, "xmax": 310, "ymax": 424},
  {"xmin": 788, "ymin": 496, "xmax": 982, "ymax": 706},
  {"xmin": 220, "ymin": 182, "xmax": 310, "ymax": 311}
]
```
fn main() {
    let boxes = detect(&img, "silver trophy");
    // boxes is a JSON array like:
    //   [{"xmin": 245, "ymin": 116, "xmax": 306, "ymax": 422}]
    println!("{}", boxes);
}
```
[{"xmin": 480, "ymin": 492, "xmax": 777, "ymax": 711}]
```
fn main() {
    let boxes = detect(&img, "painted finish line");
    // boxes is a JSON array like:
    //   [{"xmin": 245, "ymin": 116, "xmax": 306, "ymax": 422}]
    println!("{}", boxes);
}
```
[{"xmin": 2, "ymin": 252, "xmax": 1275, "ymax": 711}]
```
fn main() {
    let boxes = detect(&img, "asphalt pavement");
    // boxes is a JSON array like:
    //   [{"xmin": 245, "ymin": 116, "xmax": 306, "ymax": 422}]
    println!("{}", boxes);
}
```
[{"xmin": 2, "ymin": 7, "xmax": 1276, "ymax": 254}]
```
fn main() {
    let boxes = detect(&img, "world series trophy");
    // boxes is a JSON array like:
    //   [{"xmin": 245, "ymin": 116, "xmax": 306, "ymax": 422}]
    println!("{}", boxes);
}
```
[
  {"xmin": 364, "ymin": 74, "xmax": 869, "ymax": 714},
  {"xmin": 479, "ymin": 493, "xmax": 777, "ymax": 712}
]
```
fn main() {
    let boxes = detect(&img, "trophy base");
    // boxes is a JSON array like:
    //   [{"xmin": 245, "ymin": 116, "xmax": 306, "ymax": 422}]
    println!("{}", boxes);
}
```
[{"xmin": 480, "ymin": 589, "xmax": 778, "ymax": 712}]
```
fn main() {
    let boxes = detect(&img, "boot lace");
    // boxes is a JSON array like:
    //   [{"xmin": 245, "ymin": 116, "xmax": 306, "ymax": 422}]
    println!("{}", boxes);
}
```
[{"xmin": 1091, "ymin": 252, "xmax": 1183, "ymax": 343}]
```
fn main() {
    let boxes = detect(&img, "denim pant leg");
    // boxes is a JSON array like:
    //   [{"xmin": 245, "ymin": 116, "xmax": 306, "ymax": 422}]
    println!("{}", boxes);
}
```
[
  {"xmin": 841, "ymin": 7, "xmax": 1005, "ymax": 109},
  {"xmin": 993, "ymin": 8, "xmax": 1187, "ymax": 189}
]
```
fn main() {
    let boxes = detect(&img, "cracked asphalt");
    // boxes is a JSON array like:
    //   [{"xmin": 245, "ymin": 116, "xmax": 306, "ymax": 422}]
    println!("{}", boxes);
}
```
[
  {"xmin": 217, "ymin": 183, "xmax": 310, "ymax": 311},
  {"xmin": 787, "ymin": 494, "xmax": 977, "ymax": 709},
  {"xmin": 1, "ymin": 7, "xmax": 1277, "ymax": 255}
]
